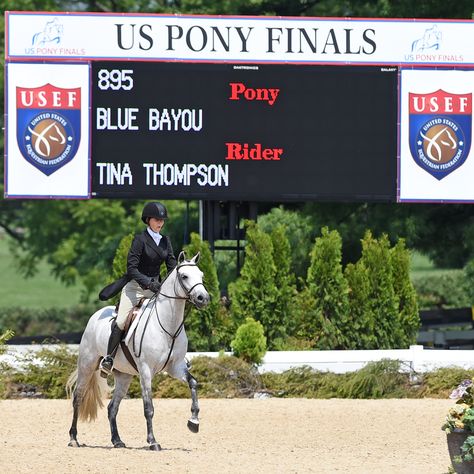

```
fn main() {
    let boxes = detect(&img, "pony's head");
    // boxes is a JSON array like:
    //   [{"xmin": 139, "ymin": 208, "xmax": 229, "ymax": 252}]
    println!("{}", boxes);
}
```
[{"xmin": 176, "ymin": 251, "xmax": 210, "ymax": 309}]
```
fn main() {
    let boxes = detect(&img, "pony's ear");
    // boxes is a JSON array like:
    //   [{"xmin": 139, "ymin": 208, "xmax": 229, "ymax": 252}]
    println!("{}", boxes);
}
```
[
  {"xmin": 192, "ymin": 251, "xmax": 200, "ymax": 264},
  {"xmin": 178, "ymin": 251, "xmax": 186, "ymax": 263}
]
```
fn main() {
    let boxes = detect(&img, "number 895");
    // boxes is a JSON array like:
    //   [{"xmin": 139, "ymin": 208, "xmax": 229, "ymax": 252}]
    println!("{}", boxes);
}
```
[{"xmin": 97, "ymin": 69, "xmax": 134, "ymax": 91}]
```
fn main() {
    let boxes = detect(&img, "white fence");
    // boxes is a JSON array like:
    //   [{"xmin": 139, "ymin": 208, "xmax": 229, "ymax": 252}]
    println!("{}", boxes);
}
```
[{"xmin": 3, "ymin": 344, "xmax": 474, "ymax": 374}]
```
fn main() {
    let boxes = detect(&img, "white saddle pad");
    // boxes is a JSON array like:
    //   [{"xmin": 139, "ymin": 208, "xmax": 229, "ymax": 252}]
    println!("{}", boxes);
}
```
[{"xmin": 124, "ymin": 298, "xmax": 153, "ymax": 346}]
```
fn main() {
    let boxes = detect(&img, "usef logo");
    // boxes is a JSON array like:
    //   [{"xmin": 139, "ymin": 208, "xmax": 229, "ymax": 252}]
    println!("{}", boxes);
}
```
[
  {"xmin": 16, "ymin": 84, "xmax": 81, "ymax": 176},
  {"xmin": 409, "ymin": 90, "xmax": 472, "ymax": 180}
]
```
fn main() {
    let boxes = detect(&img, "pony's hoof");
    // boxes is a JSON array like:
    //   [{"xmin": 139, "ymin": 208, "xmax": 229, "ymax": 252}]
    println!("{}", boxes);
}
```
[
  {"xmin": 149, "ymin": 443, "xmax": 161, "ymax": 451},
  {"xmin": 113, "ymin": 441, "xmax": 126, "ymax": 448},
  {"xmin": 68, "ymin": 440, "xmax": 80, "ymax": 448},
  {"xmin": 187, "ymin": 419, "xmax": 199, "ymax": 433}
]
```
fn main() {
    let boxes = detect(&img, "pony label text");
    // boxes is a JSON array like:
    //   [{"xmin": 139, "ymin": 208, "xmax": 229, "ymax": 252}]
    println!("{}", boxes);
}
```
[{"xmin": 229, "ymin": 82, "xmax": 280, "ymax": 106}]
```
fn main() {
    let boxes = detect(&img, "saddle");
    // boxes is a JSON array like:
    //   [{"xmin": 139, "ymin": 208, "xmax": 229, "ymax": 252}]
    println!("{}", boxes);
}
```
[{"xmin": 116, "ymin": 297, "xmax": 147, "ymax": 373}]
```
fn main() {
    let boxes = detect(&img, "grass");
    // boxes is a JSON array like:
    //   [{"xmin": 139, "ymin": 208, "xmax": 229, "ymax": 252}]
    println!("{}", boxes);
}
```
[
  {"xmin": 0, "ymin": 235, "xmax": 82, "ymax": 309},
  {"xmin": 410, "ymin": 250, "xmax": 459, "ymax": 280}
]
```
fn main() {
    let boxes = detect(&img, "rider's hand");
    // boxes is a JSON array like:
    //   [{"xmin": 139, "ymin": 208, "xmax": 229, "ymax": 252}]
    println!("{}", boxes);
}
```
[{"xmin": 148, "ymin": 280, "xmax": 161, "ymax": 293}]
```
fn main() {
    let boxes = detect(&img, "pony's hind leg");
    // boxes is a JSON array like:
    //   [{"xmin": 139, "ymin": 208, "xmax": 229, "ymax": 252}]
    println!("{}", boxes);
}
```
[
  {"xmin": 67, "ymin": 355, "xmax": 99, "ymax": 447},
  {"xmin": 108, "ymin": 371, "xmax": 133, "ymax": 448},
  {"xmin": 68, "ymin": 382, "xmax": 81, "ymax": 447}
]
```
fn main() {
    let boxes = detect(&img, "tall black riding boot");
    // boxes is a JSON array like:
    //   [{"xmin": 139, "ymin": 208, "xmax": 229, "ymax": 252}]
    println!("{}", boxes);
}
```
[{"xmin": 99, "ymin": 321, "xmax": 124, "ymax": 378}]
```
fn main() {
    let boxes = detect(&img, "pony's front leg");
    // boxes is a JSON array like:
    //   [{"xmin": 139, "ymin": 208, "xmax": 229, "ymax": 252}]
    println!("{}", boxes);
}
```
[
  {"xmin": 139, "ymin": 366, "xmax": 161, "ymax": 451},
  {"xmin": 108, "ymin": 371, "xmax": 133, "ymax": 448},
  {"xmin": 186, "ymin": 368, "xmax": 200, "ymax": 433},
  {"xmin": 168, "ymin": 362, "xmax": 200, "ymax": 433}
]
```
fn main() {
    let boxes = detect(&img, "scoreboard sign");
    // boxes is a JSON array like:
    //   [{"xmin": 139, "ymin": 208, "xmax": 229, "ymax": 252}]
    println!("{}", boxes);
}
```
[
  {"xmin": 91, "ymin": 62, "xmax": 398, "ymax": 201},
  {"xmin": 4, "ymin": 12, "xmax": 474, "ymax": 202}
]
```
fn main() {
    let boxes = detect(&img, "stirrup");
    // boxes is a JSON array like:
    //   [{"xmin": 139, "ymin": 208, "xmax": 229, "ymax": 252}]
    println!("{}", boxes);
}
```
[{"xmin": 99, "ymin": 356, "xmax": 113, "ymax": 378}]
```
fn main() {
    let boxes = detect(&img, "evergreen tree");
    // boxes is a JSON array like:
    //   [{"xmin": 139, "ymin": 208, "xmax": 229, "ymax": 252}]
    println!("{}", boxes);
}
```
[
  {"xmin": 258, "ymin": 207, "xmax": 313, "ymax": 281},
  {"xmin": 391, "ymin": 239, "xmax": 420, "ymax": 347},
  {"xmin": 360, "ymin": 231, "xmax": 401, "ymax": 348},
  {"xmin": 183, "ymin": 232, "xmax": 221, "ymax": 351},
  {"xmin": 269, "ymin": 224, "xmax": 297, "ymax": 346},
  {"xmin": 306, "ymin": 227, "xmax": 350, "ymax": 349},
  {"xmin": 228, "ymin": 221, "xmax": 281, "ymax": 348},
  {"xmin": 291, "ymin": 286, "xmax": 322, "ymax": 349},
  {"xmin": 344, "ymin": 261, "xmax": 377, "ymax": 349}
]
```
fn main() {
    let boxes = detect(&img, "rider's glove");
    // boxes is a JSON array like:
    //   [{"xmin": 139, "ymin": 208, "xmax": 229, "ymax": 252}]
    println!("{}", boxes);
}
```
[{"xmin": 148, "ymin": 280, "xmax": 161, "ymax": 293}]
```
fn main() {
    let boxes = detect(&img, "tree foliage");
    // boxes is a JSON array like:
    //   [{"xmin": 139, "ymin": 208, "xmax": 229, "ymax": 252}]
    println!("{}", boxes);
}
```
[
  {"xmin": 344, "ymin": 261, "xmax": 376, "ymax": 349},
  {"xmin": 269, "ymin": 224, "xmax": 297, "ymax": 346},
  {"xmin": 359, "ymin": 231, "xmax": 402, "ymax": 348},
  {"xmin": 183, "ymin": 232, "xmax": 223, "ymax": 350},
  {"xmin": 306, "ymin": 227, "xmax": 350, "ymax": 349},
  {"xmin": 1, "ymin": 0, "xmax": 473, "ymax": 321},
  {"xmin": 228, "ymin": 221, "xmax": 282, "ymax": 348},
  {"xmin": 258, "ymin": 207, "xmax": 314, "ymax": 282},
  {"xmin": 9, "ymin": 200, "xmax": 138, "ymax": 300},
  {"xmin": 390, "ymin": 240, "xmax": 420, "ymax": 346}
]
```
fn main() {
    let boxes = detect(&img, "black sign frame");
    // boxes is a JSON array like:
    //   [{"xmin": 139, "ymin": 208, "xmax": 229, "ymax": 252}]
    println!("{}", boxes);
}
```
[{"xmin": 91, "ymin": 62, "xmax": 398, "ymax": 202}]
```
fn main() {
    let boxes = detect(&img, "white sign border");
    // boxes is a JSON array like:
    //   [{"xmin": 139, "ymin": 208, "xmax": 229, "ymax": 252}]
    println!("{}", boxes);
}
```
[
  {"xmin": 5, "ymin": 11, "xmax": 474, "ymax": 66},
  {"xmin": 5, "ymin": 61, "xmax": 91, "ymax": 199},
  {"xmin": 398, "ymin": 68, "xmax": 474, "ymax": 203}
]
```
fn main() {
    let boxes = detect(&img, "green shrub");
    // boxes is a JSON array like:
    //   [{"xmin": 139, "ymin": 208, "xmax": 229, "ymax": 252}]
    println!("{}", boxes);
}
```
[
  {"xmin": 339, "ymin": 359, "xmax": 410, "ymax": 399},
  {"xmin": 0, "ymin": 330, "xmax": 15, "ymax": 398},
  {"xmin": 261, "ymin": 366, "xmax": 347, "ymax": 398},
  {"xmin": 3, "ymin": 349, "xmax": 474, "ymax": 401},
  {"xmin": 7, "ymin": 345, "xmax": 77, "ymax": 398},
  {"xmin": 0, "ymin": 329, "xmax": 14, "ymax": 354},
  {"xmin": 421, "ymin": 367, "xmax": 474, "ymax": 398},
  {"xmin": 231, "ymin": 317, "xmax": 267, "ymax": 365},
  {"xmin": 129, "ymin": 354, "xmax": 263, "ymax": 399}
]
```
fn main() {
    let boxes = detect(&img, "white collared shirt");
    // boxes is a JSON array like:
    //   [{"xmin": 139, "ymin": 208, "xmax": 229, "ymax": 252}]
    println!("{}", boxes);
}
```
[{"xmin": 147, "ymin": 227, "xmax": 162, "ymax": 247}]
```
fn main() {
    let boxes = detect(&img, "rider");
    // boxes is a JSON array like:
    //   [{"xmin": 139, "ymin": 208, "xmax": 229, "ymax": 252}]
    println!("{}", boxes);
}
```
[{"xmin": 99, "ymin": 202, "xmax": 177, "ymax": 377}]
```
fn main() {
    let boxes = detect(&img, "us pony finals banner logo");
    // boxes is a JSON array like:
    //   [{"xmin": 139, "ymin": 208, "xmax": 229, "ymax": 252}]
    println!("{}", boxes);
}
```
[
  {"xmin": 16, "ymin": 84, "xmax": 81, "ymax": 176},
  {"xmin": 409, "ymin": 89, "xmax": 472, "ymax": 180}
]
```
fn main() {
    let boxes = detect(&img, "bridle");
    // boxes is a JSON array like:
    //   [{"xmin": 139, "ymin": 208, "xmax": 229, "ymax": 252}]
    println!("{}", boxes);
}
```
[{"xmin": 158, "ymin": 262, "xmax": 206, "ymax": 306}]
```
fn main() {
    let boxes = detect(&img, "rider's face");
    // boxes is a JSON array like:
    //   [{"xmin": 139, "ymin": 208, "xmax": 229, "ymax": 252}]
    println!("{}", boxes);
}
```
[{"xmin": 148, "ymin": 217, "xmax": 165, "ymax": 233}]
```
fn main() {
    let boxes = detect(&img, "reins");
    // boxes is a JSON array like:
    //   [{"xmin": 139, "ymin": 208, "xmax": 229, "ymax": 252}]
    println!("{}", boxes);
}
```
[{"xmin": 130, "ymin": 262, "xmax": 203, "ymax": 372}]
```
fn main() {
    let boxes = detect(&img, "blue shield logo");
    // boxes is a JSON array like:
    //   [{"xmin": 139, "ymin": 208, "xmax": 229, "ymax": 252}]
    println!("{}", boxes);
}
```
[
  {"xmin": 16, "ymin": 84, "xmax": 81, "ymax": 176},
  {"xmin": 409, "ymin": 90, "xmax": 472, "ymax": 180}
]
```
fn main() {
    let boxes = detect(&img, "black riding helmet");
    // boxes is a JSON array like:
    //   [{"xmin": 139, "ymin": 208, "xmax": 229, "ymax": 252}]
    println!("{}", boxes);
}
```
[{"xmin": 141, "ymin": 202, "xmax": 168, "ymax": 224}]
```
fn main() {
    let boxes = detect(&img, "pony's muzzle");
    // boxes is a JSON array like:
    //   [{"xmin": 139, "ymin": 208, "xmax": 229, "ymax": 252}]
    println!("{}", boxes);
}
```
[{"xmin": 192, "ymin": 291, "xmax": 210, "ymax": 309}]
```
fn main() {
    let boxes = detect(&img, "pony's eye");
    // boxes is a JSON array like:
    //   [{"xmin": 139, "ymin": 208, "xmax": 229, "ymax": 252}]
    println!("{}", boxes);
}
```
[{"xmin": 181, "ymin": 274, "xmax": 188, "ymax": 280}]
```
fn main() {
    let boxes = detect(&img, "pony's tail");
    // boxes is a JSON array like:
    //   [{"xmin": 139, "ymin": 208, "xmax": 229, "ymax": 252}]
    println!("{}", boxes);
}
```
[{"xmin": 66, "ymin": 367, "xmax": 110, "ymax": 422}]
